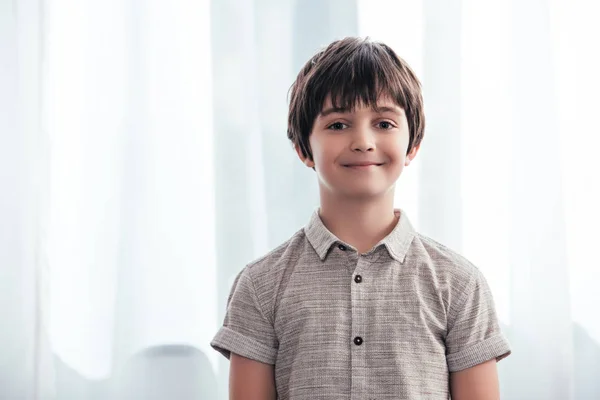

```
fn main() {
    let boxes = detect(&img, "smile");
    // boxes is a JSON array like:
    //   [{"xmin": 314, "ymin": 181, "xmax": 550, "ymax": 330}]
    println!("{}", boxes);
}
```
[{"xmin": 343, "ymin": 163, "xmax": 384, "ymax": 169}]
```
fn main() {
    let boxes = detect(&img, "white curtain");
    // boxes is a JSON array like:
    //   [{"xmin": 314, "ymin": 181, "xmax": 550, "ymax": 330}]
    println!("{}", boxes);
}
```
[{"xmin": 1, "ymin": 0, "xmax": 599, "ymax": 398}]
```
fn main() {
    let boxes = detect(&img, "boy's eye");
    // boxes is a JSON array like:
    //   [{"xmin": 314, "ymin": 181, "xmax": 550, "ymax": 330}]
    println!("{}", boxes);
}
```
[
  {"xmin": 378, "ymin": 121, "xmax": 395, "ymax": 129},
  {"xmin": 328, "ymin": 122, "xmax": 347, "ymax": 130}
]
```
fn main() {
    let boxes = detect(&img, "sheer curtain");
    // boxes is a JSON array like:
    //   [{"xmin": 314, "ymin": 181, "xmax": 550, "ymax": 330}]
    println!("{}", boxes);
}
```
[{"xmin": 2, "ymin": 0, "xmax": 599, "ymax": 398}]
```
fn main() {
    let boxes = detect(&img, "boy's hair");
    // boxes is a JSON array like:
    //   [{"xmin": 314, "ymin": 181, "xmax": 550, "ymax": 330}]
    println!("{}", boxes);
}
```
[{"xmin": 287, "ymin": 37, "xmax": 425, "ymax": 161}]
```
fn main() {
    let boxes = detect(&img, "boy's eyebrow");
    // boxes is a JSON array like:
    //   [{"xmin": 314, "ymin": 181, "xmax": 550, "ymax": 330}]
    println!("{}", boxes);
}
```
[
  {"xmin": 319, "ymin": 105, "xmax": 404, "ymax": 117},
  {"xmin": 320, "ymin": 107, "xmax": 350, "ymax": 117},
  {"xmin": 375, "ymin": 106, "xmax": 404, "ymax": 115}
]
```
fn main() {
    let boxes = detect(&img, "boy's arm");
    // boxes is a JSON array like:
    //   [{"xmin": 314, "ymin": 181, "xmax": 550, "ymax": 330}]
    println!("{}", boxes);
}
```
[
  {"xmin": 230, "ymin": 353, "xmax": 276, "ymax": 400},
  {"xmin": 211, "ymin": 267, "xmax": 279, "ymax": 398},
  {"xmin": 450, "ymin": 359, "xmax": 500, "ymax": 400},
  {"xmin": 445, "ymin": 266, "xmax": 510, "ymax": 399}
]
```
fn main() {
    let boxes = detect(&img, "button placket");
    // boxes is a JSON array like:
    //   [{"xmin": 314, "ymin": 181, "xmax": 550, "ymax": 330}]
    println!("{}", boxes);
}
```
[{"xmin": 350, "ymin": 255, "xmax": 368, "ymax": 398}]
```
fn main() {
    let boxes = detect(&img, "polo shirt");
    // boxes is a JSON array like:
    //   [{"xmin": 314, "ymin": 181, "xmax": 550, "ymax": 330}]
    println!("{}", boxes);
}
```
[{"xmin": 211, "ymin": 208, "xmax": 511, "ymax": 399}]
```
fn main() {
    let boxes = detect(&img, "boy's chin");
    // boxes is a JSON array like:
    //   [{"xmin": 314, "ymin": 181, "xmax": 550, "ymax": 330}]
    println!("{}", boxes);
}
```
[
  {"xmin": 333, "ymin": 185, "xmax": 395, "ymax": 201},
  {"xmin": 318, "ymin": 176, "xmax": 397, "ymax": 200}
]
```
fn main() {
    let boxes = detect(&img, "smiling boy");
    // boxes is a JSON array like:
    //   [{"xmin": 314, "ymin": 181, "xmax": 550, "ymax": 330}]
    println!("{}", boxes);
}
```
[{"xmin": 211, "ymin": 37, "xmax": 511, "ymax": 400}]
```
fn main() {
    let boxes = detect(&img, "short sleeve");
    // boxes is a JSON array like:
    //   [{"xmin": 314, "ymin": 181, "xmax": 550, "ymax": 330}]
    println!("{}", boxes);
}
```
[
  {"xmin": 210, "ymin": 267, "xmax": 278, "ymax": 365},
  {"xmin": 445, "ymin": 268, "xmax": 511, "ymax": 372}
]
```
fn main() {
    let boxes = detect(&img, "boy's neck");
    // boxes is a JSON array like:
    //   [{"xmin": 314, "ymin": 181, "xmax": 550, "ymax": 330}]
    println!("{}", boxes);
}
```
[{"xmin": 318, "ymin": 192, "xmax": 399, "ymax": 254}]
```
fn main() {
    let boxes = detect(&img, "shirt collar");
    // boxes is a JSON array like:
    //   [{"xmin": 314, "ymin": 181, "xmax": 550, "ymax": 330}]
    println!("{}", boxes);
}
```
[{"xmin": 304, "ymin": 208, "xmax": 416, "ymax": 263}]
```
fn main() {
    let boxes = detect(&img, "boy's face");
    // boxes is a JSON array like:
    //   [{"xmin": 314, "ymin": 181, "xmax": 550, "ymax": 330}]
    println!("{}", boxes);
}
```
[{"xmin": 296, "ymin": 95, "xmax": 419, "ymax": 200}]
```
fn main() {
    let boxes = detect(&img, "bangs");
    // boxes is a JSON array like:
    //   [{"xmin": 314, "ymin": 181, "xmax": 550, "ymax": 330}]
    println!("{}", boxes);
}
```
[{"xmin": 313, "ymin": 44, "xmax": 412, "ymax": 113}]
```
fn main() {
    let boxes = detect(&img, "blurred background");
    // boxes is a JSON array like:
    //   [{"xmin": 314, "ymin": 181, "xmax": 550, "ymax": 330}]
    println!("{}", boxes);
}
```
[{"xmin": 1, "ymin": 0, "xmax": 600, "ymax": 398}]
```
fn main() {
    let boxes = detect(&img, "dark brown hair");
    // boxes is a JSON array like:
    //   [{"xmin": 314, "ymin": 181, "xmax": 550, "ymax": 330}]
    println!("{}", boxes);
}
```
[{"xmin": 287, "ymin": 37, "xmax": 425, "ymax": 161}]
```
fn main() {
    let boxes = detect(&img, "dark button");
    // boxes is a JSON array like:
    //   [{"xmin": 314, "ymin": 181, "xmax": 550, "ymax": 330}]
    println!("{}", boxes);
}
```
[
  {"xmin": 338, "ymin": 244, "xmax": 347, "ymax": 251},
  {"xmin": 353, "ymin": 336, "xmax": 363, "ymax": 346},
  {"xmin": 354, "ymin": 275, "xmax": 362, "ymax": 283}
]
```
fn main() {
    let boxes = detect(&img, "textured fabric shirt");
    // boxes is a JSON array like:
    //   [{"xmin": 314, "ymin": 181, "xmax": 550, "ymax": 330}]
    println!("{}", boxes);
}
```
[{"xmin": 211, "ymin": 209, "xmax": 511, "ymax": 399}]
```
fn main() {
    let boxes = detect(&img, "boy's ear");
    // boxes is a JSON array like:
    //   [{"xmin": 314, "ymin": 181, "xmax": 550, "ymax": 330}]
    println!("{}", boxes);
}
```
[
  {"xmin": 295, "ymin": 144, "xmax": 315, "ymax": 168},
  {"xmin": 404, "ymin": 144, "xmax": 421, "ymax": 166}
]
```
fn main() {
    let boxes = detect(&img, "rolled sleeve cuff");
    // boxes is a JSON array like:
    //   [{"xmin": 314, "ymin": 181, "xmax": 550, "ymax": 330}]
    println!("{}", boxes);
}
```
[
  {"xmin": 210, "ymin": 326, "xmax": 277, "ymax": 365},
  {"xmin": 446, "ymin": 334, "xmax": 512, "ymax": 372}
]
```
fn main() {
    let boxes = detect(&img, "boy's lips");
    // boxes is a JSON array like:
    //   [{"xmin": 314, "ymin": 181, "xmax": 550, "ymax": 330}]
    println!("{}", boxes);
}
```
[
  {"xmin": 342, "ymin": 161, "xmax": 384, "ymax": 167},
  {"xmin": 342, "ymin": 161, "xmax": 385, "ymax": 170}
]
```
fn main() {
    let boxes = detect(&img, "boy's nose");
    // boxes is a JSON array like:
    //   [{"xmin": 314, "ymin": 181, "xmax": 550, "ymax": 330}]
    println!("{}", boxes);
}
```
[
  {"xmin": 352, "ymin": 143, "xmax": 375, "ymax": 152},
  {"xmin": 351, "ymin": 130, "xmax": 376, "ymax": 152}
]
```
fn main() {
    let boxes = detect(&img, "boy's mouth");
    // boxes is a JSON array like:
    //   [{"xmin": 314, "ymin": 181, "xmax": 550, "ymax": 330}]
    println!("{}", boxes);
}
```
[{"xmin": 342, "ymin": 162, "xmax": 384, "ymax": 169}]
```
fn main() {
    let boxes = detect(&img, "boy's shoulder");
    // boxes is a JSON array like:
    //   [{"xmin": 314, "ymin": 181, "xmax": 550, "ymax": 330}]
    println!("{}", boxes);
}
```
[
  {"xmin": 241, "ymin": 227, "xmax": 309, "ymax": 278},
  {"xmin": 225, "ymin": 228, "xmax": 310, "ymax": 316},
  {"xmin": 411, "ymin": 231, "xmax": 484, "ymax": 290},
  {"xmin": 414, "ymin": 231, "xmax": 475, "ymax": 266}
]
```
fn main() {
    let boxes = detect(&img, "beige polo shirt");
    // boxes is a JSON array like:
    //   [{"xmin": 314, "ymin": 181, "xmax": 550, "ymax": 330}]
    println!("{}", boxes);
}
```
[{"xmin": 211, "ymin": 209, "xmax": 511, "ymax": 399}]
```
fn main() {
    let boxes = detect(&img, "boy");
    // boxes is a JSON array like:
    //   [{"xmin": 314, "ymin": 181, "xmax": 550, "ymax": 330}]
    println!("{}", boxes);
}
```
[{"xmin": 211, "ymin": 37, "xmax": 511, "ymax": 399}]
